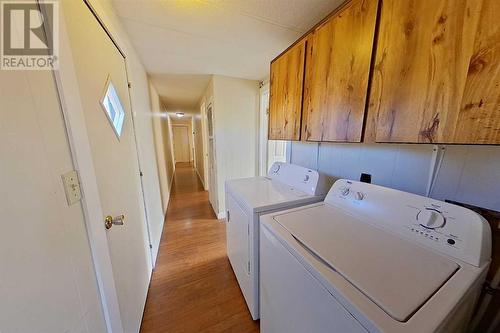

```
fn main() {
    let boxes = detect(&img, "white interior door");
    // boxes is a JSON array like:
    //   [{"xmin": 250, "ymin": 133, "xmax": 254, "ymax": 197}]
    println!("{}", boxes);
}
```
[
  {"xmin": 0, "ymin": 68, "xmax": 106, "ymax": 331},
  {"xmin": 63, "ymin": 1, "xmax": 151, "ymax": 332},
  {"xmin": 172, "ymin": 125, "xmax": 190, "ymax": 163}
]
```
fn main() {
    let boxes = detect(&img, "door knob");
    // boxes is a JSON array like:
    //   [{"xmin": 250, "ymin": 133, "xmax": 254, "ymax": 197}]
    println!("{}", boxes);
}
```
[{"xmin": 105, "ymin": 214, "xmax": 125, "ymax": 229}]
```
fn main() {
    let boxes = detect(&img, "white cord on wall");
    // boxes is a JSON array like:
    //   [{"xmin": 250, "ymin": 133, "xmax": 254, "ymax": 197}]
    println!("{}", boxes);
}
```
[
  {"xmin": 316, "ymin": 142, "xmax": 320, "ymax": 171},
  {"xmin": 426, "ymin": 145, "xmax": 446, "ymax": 197},
  {"xmin": 286, "ymin": 141, "xmax": 292, "ymax": 163}
]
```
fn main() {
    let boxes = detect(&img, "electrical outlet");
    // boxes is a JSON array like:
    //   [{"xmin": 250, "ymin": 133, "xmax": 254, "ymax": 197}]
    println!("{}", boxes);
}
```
[
  {"xmin": 360, "ymin": 173, "xmax": 372, "ymax": 184},
  {"xmin": 61, "ymin": 170, "xmax": 82, "ymax": 206}
]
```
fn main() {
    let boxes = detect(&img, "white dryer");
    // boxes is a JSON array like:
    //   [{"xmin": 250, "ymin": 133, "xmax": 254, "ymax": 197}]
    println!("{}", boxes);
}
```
[
  {"xmin": 225, "ymin": 162, "xmax": 331, "ymax": 320},
  {"xmin": 260, "ymin": 179, "xmax": 491, "ymax": 333}
]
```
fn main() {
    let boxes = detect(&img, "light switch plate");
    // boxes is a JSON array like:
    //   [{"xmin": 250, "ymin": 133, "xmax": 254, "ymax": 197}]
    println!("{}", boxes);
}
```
[{"xmin": 62, "ymin": 170, "xmax": 82, "ymax": 206}]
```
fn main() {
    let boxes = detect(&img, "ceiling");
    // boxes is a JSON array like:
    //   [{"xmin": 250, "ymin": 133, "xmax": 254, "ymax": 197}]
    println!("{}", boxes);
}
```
[
  {"xmin": 111, "ymin": 0, "xmax": 344, "ymax": 111},
  {"xmin": 149, "ymin": 74, "xmax": 211, "ymax": 111},
  {"xmin": 170, "ymin": 115, "xmax": 194, "ymax": 123}
]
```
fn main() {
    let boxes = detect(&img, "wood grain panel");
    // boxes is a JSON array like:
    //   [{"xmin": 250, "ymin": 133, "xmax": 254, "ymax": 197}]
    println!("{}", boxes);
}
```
[
  {"xmin": 453, "ymin": 0, "xmax": 500, "ymax": 144},
  {"xmin": 368, "ymin": 0, "xmax": 483, "ymax": 143},
  {"xmin": 302, "ymin": 0, "xmax": 378, "ymax": 142},
  {"xmin": 269, "ymin": 40, "xmax": 306, "ymax": 140}
]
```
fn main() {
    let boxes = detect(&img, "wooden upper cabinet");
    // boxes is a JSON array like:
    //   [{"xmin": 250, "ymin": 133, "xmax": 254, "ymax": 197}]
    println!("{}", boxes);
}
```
[
  {"xmin": 269, "ymin": 40, "xmax": 306, "ymax": 141},
  {"xmin": 302, "ymin": 0, "xmax": 379, "ymax": 142},
  {"xmin": 368, "ymin": 0, "xmax": 500, "ymax": 144},
  {"xmin": 454, "ymin": 0, "xmax": 500, "ymax": 144}
]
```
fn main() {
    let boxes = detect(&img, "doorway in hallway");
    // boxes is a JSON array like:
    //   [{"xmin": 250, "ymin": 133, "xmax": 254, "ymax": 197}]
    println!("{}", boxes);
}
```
[
  {"xmin": 173, "ymin": 125, "xmax": 191, "ymax": 163},
  {"xmin": 141, "ymin": 163, "xmax": 259, "ymax": 333}
]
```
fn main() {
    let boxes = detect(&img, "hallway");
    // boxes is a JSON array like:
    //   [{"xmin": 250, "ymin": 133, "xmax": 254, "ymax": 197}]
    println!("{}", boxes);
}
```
[{"xmin": 141, "ymin": 163, "xmax": 260, "ymax": 333}]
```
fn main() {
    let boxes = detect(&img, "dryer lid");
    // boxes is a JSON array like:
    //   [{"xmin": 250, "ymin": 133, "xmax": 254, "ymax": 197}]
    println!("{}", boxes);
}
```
[{"xmin": 274, "ymin": 205, "xmax": 459, "ymax": 322}]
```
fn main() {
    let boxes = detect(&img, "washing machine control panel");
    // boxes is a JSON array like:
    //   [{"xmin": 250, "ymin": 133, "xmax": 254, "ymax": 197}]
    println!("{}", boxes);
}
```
[
  {"xmin": 325, "ymin": 179, "xmax": 491, "ymax": 267},
  {"xmin": 267, "ymin": 162, "xmax": 331, "ymax": 197}
]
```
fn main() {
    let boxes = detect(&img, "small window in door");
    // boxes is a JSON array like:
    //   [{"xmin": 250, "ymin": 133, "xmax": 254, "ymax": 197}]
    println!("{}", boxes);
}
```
[{"xmin": 101, "ymin": 79, "xmax": 125, "ymax": 138}]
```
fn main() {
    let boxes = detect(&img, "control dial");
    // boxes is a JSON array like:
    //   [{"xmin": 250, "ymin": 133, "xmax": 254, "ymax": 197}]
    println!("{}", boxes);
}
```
[
  {"xmin": 271, "ymin": 164, "xmax": 281, "ymax": 174},
  {"xmin": 418, "ymin": 208, "xmax": 445, "ymax": 229},
  {"xmin": 340, "ymin": 187, "xmax": 350, "ymax": 196}
]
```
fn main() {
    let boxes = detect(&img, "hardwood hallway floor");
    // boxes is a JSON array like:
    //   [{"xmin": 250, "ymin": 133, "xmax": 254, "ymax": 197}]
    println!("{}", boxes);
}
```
[{"xmin": 141, "ymin": 162, "xmax": 260, "ymax": 333}]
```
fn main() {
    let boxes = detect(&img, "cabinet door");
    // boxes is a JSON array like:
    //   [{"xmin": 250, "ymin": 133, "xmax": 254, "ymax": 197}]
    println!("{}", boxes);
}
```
[
  {"xmin": 269, "ymin": 40, "xmax": 306, "ymax": 140},
  {"xmin": 454, "ymin": 0, "xmax": 500, "ymax": 144},
  {"xmin": 367, "ymin": 0, "xmax": 492, "ymax": 143},
  {"xmin": 302, "ymin": 0, "xmax": 378, "ymax": 142}
]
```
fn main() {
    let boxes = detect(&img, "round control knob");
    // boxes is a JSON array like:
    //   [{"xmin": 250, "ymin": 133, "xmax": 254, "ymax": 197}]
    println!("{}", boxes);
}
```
[
  {"xmin": 418, "ymin": 209, "xmax": 445, "ymax": 229},
  {"xmin": 340, "ymin": 187, "xmax": 350, "ymax": 196},
  {"xmin": 355, "ymin": 192, "xmax": 365, "ymax": 201},
  {"xmin": 271, "ymin": 164, "xmax": 280, "ymax": 174},
  {"xmin": 303, "ymin": 175, "xmax": 310, "ymax": 182}
]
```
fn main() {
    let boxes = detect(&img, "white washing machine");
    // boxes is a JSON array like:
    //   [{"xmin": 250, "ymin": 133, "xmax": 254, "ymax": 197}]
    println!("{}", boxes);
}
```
[
  {"xmin": 225, "ymin": 162, "xmax": 332, "ymax": 320},
  {"xmin": 260, "ymin": 179, "xmax": 492, "ymax": 333}
]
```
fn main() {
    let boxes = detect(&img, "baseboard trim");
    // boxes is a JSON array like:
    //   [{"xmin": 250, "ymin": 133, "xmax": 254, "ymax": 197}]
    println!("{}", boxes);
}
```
[
  {"xmin": 169, "ymin": 167, "xmax": 174, "ymax": 193},
  {"xmin": 195, "ymin": 166, "xmax": 206, "ymax": 189}
]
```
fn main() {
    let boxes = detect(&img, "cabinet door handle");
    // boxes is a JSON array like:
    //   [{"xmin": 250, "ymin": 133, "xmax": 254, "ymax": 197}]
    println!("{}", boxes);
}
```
[{"xmin": 227, "ymin": 211, "xmax": 230, "ymax": 223}]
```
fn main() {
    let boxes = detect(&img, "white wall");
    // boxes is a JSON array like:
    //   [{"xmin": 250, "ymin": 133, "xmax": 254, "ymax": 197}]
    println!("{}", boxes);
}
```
[
  {"xmin": 290, "ymin": 142, "xmax": 500, "ymax": 212},
  {"xmin": 164, "ymin": 114, "xmax": 176, "ymax": 182},
  {"xmin": 430, "ymin": 146, "xmax": 500, "ymax": 211},
  {"xmin": 212, "ymin": 75, "xmax": 260, "ymax": 216},
  {"xmin": 150, "ymin": 82, "xmax": 175, "ymax": 214}
]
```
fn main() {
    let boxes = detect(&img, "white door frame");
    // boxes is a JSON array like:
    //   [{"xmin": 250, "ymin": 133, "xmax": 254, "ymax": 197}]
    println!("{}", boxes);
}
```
[
  {"xmin": 189, "ymin": 120, "xmax": 195, "ymax": 163},
  {"xmin": 53, "ymin": 6, "xmax": 123, "ymax": 333},
  {"xmin": 206, "ymin": 101, "xmax": 219, "ymax": 214},
  {"xmin": 258, "ymin": 81, "xmax": 270, "ymax": 176},
  {"xmin": 190, "ymin": 117, "xmax": 196, "ymax": 165},
  {"xmin": 122, "ymin": 42, "xmax": 155, "ymax": 271},
  {"xmin": 200, "ymin": 102, "xmax": 209, "ymax": 190},
  {"xmin": 165, "ymin": 113, "xmax": 176, "ymax": 173}
]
